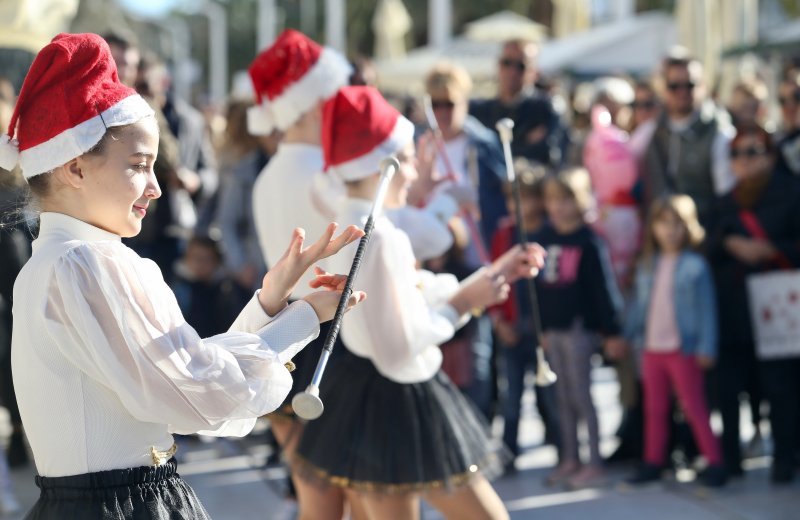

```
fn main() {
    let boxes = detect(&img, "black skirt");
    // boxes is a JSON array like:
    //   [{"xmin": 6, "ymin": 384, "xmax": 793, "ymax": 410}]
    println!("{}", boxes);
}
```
[
  {"xmin": 294, "ymin": 348, "xmax": 503, "ymax": 493},
  {"xmin": 25, "ymin": 458, "xmax": 210, "ymax": 520}
]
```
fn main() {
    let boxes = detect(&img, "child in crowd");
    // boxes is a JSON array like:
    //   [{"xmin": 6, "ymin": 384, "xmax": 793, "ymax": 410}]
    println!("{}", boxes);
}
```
[
  {"xmin": 490, "ymin": 159, "xmax": 560, "ymax": 469},
  {"xmin": 172, "ymin": 234, "xmax": 251, "ymax": 338},
  {"xmin": 625, "ymin": 195, "xmax": 726, "ymax": 487},
  {"xmin": 537, "ymin": 168, "xmax": 626, "ymax": 489}
]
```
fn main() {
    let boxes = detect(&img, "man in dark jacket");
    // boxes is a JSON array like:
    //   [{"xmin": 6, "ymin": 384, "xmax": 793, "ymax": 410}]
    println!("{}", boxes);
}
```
[{"xmin": 470, "ymin": 39, "xmax": 565, "ymax": 167}]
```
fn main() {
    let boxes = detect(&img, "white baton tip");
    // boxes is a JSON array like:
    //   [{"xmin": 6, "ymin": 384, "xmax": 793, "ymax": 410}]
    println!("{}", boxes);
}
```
[{"xmin": 292, "ymin": 386, "xmax": 325, "ymax": 420}]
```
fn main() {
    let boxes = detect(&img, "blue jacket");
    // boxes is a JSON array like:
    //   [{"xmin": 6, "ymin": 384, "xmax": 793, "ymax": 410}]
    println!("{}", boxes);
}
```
[
  {"xmin": 624, "ymin": 251, "xmax": 718, "ymax": 358},
  {"xmin": 461, "ymin": 116, "xmax": 508, "ymax": 245}
]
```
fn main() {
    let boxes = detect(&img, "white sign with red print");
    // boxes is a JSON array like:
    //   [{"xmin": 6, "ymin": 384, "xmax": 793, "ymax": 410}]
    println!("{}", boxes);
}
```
[{"xmin": 747, "ymin": 270, "xmax": 800, "ymax": 360}]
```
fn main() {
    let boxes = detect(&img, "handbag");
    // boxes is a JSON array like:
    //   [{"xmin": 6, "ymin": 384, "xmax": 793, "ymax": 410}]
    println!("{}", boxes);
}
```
[{"xmin": 740, "ymin": 210, "xmax": 800, "ymax": 360}]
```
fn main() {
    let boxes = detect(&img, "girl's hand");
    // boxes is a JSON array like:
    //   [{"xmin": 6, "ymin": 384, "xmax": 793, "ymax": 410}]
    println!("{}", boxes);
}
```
[
  {"xmin": 696, "ymin": 354, "xmax": 716, "ymax": 370},
  {"xmin": 259, "ymin": 224, "xmax": 364, "ymax": 315},
  {"xmin": 303, "ymin": 287, "xmax": 366, "ymax": 323},
  {"xmin": 493, "ymin": 243, "xmax": 547, "ymax": 284},
  {"xmin": 724, "ymin": 236, "xmax": 776, "ymax": 265},
  {"xmin": 450, "ymin": 268, "xmax": 510, "ymax": 315}
]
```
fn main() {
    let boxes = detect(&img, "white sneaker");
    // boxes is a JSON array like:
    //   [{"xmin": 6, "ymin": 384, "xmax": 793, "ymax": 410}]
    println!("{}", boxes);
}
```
[{"xmin": 0, "ymin": 490, "xmax": 21, "ymax": 516}]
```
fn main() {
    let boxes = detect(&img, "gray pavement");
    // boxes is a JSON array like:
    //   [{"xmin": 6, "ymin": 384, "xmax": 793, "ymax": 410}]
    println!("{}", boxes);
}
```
[{"xmin": 3, "ymin": 366, "xmax": 799, "ymax": 519}]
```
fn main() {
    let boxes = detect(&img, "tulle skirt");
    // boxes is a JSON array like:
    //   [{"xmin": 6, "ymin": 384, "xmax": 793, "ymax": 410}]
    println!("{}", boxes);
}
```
[{"xmin": 294, "ymin": 348, "xmax": 503, "ymax": 493}]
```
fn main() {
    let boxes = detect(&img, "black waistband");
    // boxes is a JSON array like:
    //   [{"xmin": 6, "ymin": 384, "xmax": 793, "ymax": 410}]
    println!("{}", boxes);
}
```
[{"xmin": 35, "ymin": 458, "xmax": 178, "ymax": 490}]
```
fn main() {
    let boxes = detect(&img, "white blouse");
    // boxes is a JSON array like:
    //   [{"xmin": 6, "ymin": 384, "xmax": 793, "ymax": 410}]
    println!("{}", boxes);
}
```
[
  {"xmin": 12, "ymin": 212, "xmax": 319, "ymax": 477},
  {"xmin": 253, "ymin": 143, "xmax": 331, "ymax": 298},
  {"xmin": 329, "ymin": 198, "xmax": 467, "ymax": 383}
]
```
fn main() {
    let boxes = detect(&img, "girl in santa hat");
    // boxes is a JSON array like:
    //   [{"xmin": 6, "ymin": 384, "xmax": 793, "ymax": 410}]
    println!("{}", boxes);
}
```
[
  {"xmin": 1, "ymin": 33, "xmax": 364, "ymax": 519},
  {"xmin": 293, "ymin": 86, "xmax": 545, "ymax": 520}
]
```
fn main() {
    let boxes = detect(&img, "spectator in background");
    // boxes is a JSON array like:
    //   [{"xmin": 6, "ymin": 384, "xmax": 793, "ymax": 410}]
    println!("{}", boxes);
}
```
[
  {"xmin": 172, "ymin": 235, "xmax": 251, "ymax": 339},
  {"xmin": 627, "ymin": 80, "xmax": 661, "ymax": 162},
  {"xmin": 215, "ymin": 100, "xmax": 277, "ymax": 291},
  {"xmin": 103, "ymin": 32, "xmax": 140, "ymax": 88},
  {"xmin": 470, "ymin": 39, "xmax": 565, "ymax": 167},
  {"xmin": 349, "ymin": 55, "xmax": 377, "ymax": 87},
  {"xmin": 709, "ymin": 126, "xmax": 800, "ymax": 483},
  {"xmin": 583, "ymin": 77, "xmax": 640, "ymax": 290},
  {"xmin": 538, "ymin": 168, "xmax": 625, "ymax": 490},
  {"xmin": 727, "ymin": 79, "xmax": 768, "ymax": 131},
  {"xmin": 413, "ymin": 61, "xmax": 508, "ymax": 418},
  {"xmin": 0, "ymin": 88, "xmax": 30, "ymax": 474},
  {"xmin": 642, "ymin": 50, "xmax": 735, "ymax": 226},
  {"xmin": 490, "ymin": 159, "xmax": 560, "ymax": 470},
  {"xmin": 775, "ymin": 72, "xmax": 800, "ymax": 176},
  {"xmin": 137, "ymin": 55, "xmax": 219, "ymax": 231},
  {"xmin": 624, "ymin": 195, "xmax": 725, "ymax": 488}
]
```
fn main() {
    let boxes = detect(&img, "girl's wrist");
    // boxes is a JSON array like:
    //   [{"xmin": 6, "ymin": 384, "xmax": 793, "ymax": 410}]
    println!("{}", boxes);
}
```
[{"xmin": 258, "ymin": 289, "xmax": 288, "ymax": 317}]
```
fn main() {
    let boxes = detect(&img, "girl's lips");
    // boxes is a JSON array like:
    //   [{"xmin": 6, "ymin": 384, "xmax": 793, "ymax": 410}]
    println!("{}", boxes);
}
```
[{"xmin": 133, "ymin": 205, "xmax": 148, "ymax": 217}]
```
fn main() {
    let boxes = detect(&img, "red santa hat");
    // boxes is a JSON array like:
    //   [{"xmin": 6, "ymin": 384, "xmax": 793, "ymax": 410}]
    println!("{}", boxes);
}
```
[
  {"xmin": 0, "ymin": 33, "xmax": 154, "ymax": 179},
  {"xmin": 322, "ymin": 86, "xmax": 415, "ymax": 181},
  {"xmin": 247, "ymin": 30, "xmax": 352, "ymax": 135}
]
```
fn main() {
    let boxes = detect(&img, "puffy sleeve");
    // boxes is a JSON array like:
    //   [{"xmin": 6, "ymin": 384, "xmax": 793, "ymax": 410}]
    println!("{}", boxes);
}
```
[
  {"xmin": 44, "ymin": 242, "xmax": 319, "ymax": 437},
  {"xmin": 340, "ymin": 229, "xmax": 464, "ymax": 378},
  {"xmin": 388, "ymin": 195, "xmax": 455, "ymax": 262}
]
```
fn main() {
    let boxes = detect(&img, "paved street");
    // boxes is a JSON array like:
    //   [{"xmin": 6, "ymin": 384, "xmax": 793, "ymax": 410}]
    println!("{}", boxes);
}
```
[{"xmin": 4, "ymin": 367, "xmax": 799, "ymax": 519}]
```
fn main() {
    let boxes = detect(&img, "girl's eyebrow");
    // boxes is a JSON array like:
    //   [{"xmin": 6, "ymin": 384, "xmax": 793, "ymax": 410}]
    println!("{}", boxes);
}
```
[{"xmin": 130, "ymin": 152, "xmax": 155, "ymax": 160}]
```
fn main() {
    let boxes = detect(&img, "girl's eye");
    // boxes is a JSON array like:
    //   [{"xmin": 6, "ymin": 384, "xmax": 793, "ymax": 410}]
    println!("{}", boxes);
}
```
[{"xmin": 134, "ymin": 164, "xmax": 149, "ymax": 171}]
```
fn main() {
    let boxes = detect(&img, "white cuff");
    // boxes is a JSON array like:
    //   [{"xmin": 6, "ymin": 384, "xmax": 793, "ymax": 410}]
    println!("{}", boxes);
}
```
[
  {"xmin": 436, "ymin": 303, "xmax": 470, "ymax": 331},
  {"xmin": 256, "ymin": 300, "xmax": 320, "ymax": 363}
]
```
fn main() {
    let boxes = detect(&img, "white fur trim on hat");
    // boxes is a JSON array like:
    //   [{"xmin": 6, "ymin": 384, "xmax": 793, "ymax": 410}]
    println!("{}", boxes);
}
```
[
  {"xmin": 19, "ymin": 95, "xmax": 154, "ymax": 179},
  {"xmin": 0, "ymin": 134, "xmax": 19, "ymax": 172},
  {"xmin": 330, "ymin": 116, "xmax": 415, "ymax": 182},
  {"xmin": 247, "ymin": 48, "xmax": 352, "ymax": 135}
]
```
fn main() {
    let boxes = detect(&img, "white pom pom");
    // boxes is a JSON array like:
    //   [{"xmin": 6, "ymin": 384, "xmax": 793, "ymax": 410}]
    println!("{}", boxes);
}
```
[
  {"xmin": 247, "ymin": 104, "xmax": 276, "ymax": 136},
  {"xmin": 0, "ymin": 134, "xmax": 20, "ymax": 171}
]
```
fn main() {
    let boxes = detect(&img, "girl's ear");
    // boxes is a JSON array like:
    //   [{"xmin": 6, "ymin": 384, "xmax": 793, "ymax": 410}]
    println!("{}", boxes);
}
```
[{"xmin": 52, "ymin": 158, "xmax": 85, "ymax": 189}]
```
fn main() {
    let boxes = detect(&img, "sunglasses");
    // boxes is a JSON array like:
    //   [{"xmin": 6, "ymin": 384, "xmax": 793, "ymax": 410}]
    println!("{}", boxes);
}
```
[
  {"xmin": 730, "ymin": 146, "xmax": 769, "ymax": 159},
  {"xmin": 630, "ymin": 99, "xmax": 657, "ymax": 110},
  {"xmin": 499, "ymin": 58, "xmax": 526, "ymax": 72},
  {"xmin": 666, "ymin": 81, "xmax": 695, "ymax": 92},
  {"xmin": 430, "ymin": 99, "xmax": 455, "ymax": 110},
  {"xmin": 778, "ymin": 91, "xmax": 800, "ymax": 106}
]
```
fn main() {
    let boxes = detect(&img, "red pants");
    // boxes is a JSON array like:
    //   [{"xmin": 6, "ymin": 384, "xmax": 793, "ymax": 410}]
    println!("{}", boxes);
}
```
[{"xmin": 643, "ymin": 351, "xmax": 722, "ymax": 466}]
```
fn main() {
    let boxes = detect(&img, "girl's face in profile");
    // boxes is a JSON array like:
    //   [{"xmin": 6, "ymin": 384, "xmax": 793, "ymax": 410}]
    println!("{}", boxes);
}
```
[
  {"xmin": 78, "ymin": 117, "xmax": 161, "ymax": 237},
  {"xmin": 652, "ymin": 209, "xmax": 687, "ymax": 254}
]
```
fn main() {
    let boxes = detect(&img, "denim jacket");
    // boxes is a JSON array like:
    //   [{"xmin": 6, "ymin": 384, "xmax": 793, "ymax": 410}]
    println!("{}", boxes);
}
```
[
  {"xmin": 461, "ymin": 116, "xmax": 508, "ymax": 245},
  {"xmin": 624, "ymin": 251, "xmax": 718, "ymax": 358}
]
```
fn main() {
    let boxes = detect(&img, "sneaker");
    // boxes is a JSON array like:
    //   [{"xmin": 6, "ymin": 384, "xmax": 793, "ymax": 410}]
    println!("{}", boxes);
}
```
[
  {"xmin": 626, "ymin": 464, "xmax": 663, "ymax": 485},
  {"xmin": 0, "ymin": 490, "xmax": 21, "ymax": 516},
  {"xmin": 566, "ymin": 464, "xmax": 608, "ymax": 490},
  {"xmin": 544, "ymin": 460, "xmax": 581, "ymax": 487},
  {"xmin": 699, "ymin": 465, "xmax": 727, "ymax": 488}
]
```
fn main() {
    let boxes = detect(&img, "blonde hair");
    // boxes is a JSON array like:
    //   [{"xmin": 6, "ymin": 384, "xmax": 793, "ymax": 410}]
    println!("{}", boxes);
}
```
[
  {"xmin": 642, "ymin": 195, "xmax": 705, "ymax": 261},
  {"xmin": 543, "ymin": 167, "xmax": 594, "ymax": 216},
  {"xmin": 425, "ymin": 62, "xmax": 473, "ymax": 101}
]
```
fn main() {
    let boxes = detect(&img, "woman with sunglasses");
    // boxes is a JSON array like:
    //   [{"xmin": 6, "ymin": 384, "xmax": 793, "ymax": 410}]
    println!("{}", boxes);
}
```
[{"xmin": 708, "ymin": 126, "xmax": 800, "ymax": 483}]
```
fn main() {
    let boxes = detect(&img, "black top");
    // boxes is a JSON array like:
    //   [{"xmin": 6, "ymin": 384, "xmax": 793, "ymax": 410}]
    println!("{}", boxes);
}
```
[
  {"xmin": 469, "ymin": 92, "xmax": 564, "ymax": 166},
  {"xmin": 708, "ymin": 172, "xmax": 800, "ymax": 347},
  {"xmin": 533, "ymin": 224, "xmax": 620, "ymax": 335}
]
